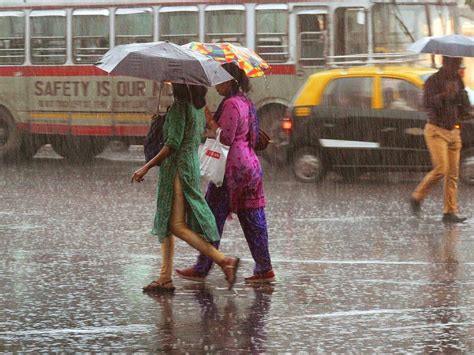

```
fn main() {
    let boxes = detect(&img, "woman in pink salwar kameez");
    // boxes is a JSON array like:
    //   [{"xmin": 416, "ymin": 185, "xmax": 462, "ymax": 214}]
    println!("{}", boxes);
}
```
[{"xmin": 176, "ymin": 63, "xmax": 275, "ymax": 284}]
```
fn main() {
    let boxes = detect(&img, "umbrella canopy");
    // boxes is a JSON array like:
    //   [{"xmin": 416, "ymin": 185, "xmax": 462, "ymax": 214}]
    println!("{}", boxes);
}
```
[
  {"xmin": 184, "ymin": 42, "xmax": 270, "ymax": 78},
  {"xmin": 407, "ymin": 34, "xmax": 474, "ymax": 57},
  {"xmin": 95, "ymin": 41, "xmax": 233, "ymax": 86}
]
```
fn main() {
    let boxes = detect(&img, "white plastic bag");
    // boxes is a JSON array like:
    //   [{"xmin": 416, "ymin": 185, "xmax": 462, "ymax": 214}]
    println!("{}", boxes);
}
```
[{"xmin": 199, "ymin": 128, "xmax": 229, "ymax": 187}]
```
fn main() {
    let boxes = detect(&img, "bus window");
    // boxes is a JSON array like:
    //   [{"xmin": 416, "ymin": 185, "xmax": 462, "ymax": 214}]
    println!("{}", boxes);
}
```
[
  {"xmin": 297, "ymin": 10, "xmax": 327, "ymax": 67},
  {"xmin": 428, "ymin": 4, "xmax": 456, "ymax": 36},
  {"xmin": 373, "ymin": 4, "xmax": 428, "ymax": 53},
  {"xmin": 30, "ymin": 10, "xmax": 66, "ymax": 65},
  {"xmin": 334, "ymin": 7, "xmax": 367, "ymax": 57},
  {"xmin": 256, "ymin": 4, "xmax": 288, "ymax": 63},
  {"xmin": 0, "ymin": 11, "xmax": 25, "ymax": 65},
  {"xmin": 205, "ymin": 5, "xmax": 246, "ymax": 45},
  {"xmin": 115, "ymin": 8, "xmax": 153, "ymax": 45},
  {"xmin": 73, "ymin": 9, "xmax": 109, "ymax": 64},
  {"xmin": 159, "ymin": 6, "xmax": 199, "ymax": 45}
]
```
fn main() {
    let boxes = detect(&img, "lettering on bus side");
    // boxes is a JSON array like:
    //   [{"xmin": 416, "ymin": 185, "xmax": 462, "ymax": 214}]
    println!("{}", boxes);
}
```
[
  {"xmin": 32, "ymin": 80, "xmax": 164, "ymax": 111},
  {"xmin": 33, "ymin": 80, "xmax": 148, "ymax": 97},
  {"xmin": 116, "ymin": 81, "xmax": 146, "ymax": 97},
  {"xmin": 34, "ymin": 81, "xmax": 91, "ymax": 97}
]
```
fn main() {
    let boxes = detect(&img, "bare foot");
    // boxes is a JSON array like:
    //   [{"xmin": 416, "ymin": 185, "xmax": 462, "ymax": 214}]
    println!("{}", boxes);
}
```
[{"xmin": 221, "ymin": 257, "xmax": 240, "ymax": 289}]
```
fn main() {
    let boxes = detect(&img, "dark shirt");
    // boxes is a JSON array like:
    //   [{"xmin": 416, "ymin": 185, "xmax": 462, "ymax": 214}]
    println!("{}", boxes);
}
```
[{"xmin": 423, "ymin": 67, "xmax": 470, "ymax": 130}]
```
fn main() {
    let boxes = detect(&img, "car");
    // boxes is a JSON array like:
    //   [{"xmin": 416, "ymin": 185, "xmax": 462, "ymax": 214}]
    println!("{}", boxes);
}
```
[{"xmin": 281, "ymin": 66, "xmax": 474, "ymax": 184}]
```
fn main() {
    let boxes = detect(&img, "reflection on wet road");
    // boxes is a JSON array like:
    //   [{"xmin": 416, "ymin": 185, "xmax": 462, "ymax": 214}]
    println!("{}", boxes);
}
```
[{"xmin": 2, "ymin": 146, "xmax": 474, "ymax": 352}]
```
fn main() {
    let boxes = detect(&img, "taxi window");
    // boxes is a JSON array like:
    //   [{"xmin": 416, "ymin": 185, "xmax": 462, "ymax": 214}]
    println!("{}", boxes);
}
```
[
  {"xmin": 321, "ymin": 77, "xmax": 372, "ymax": 108},
  {"xmin": 382, "ymin": 78, "xmax": 422, "ymax": 111}
]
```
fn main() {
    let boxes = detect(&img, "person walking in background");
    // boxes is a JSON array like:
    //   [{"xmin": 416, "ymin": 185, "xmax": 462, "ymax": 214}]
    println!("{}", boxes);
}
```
[
  {"xmin": 410, "ymin": 56, "xmax": 472, "ymax": 223},
  {"xmin": 132, "ymin": 83, "xmax": 240, "ymax": 291},
  {"xmin": 176, "ymin": 63, "xmax": 275, "ymax": 283}
]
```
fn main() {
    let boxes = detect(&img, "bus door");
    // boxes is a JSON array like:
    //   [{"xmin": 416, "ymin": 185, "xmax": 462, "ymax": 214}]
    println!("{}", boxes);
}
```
[
  {"xmin": 334, "ymin": 7, "xmax": 368, "ymax": 63},
  {"xmin": 296, "ymin": 9, "xmax": 328, "ymax": 69}
]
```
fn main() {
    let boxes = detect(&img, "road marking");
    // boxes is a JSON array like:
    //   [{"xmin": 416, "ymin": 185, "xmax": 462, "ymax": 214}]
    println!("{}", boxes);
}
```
[{"xmin": 0, "ymin": 324, "xmax": 152, "ymax": 337}]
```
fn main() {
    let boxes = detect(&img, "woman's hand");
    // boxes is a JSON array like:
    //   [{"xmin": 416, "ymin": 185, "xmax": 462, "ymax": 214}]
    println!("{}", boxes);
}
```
[
  {"xmin": 204, "ymin": 105, "xmax": 213, "ymax": 124},
  {"xmin": 131, "ymin": 165, "xmax": 150, "ymax": 183}
]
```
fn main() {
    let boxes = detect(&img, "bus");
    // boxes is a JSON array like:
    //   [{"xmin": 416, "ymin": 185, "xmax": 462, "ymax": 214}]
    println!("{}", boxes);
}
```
[{"xmin": 0, "ymin": 0, "xmax": 461, "ymax": 161}]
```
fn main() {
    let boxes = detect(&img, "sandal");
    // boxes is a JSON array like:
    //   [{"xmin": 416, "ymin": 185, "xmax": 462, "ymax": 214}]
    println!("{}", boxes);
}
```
[
  {"xmin": 222, "ymin": 257, "xmax": 240, "ymax": 290},
  {"xmin": 142, "ymin": 279, "xmax": 175, "ymax": 293}
]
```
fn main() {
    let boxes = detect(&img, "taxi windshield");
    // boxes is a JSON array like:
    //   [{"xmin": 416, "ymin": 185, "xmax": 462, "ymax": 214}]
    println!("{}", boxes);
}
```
[{"xmin": 420, "ymin": 73, "xmax": 433, "ymax": 82}]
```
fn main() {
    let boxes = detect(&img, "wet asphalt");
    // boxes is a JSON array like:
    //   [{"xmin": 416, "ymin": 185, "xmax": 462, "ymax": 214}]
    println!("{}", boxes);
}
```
[{"xmin": 1, "ymin": 145, "xmax": 474, "ymax": 352}]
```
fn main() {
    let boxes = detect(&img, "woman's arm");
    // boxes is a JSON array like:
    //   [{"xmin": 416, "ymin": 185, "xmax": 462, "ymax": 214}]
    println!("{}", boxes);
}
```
[
  {"xmin": 132, "ymin": 102, "xmax": 187, "ymax": 183},
  {"xmin": 131, "ymin": 146, "xmax": 173, "ymax": 183},
  {"xmin": 205, "ymin": 105, "xmax": 219, "ymax": 134},
  {"xmin": 205, "ymin": 101, "xmax": 239, "ymax": 146}
]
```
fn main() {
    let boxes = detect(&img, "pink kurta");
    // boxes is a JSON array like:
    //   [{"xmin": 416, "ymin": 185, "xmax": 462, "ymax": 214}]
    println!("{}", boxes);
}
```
[{"xmin": 217, "ymin": 95, "xmax": 265, "ymax": 212}]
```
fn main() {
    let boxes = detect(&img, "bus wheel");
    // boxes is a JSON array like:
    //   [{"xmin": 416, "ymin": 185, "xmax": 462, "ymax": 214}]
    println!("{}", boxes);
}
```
[
  {"xmin": 292, "ymin": 147, "xmax": 326, "ymax": 183},
  {"xmin": 0, "ymin": 107, "xmax": 22, "ymax": 161},
  {"xmin": 18, "ymin": 134, "xmax": 44, "ymax": 160},
  {"xmin": 258, "ymin": 105, "xmax": 287, "ymax": 165},
  {"xmin": 51, "ymin": 137, "xmax": 108, "ymax": 161}
]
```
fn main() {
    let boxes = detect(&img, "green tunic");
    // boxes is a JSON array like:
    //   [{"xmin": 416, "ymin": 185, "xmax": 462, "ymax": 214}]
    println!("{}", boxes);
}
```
[{"xmin": 151, "ymin": 100, "xmax": 220, "ymax": 243}]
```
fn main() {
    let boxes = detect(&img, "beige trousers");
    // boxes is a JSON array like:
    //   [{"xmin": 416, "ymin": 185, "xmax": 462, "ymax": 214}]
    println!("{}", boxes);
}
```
[
  {"xmin": 159, "ymin": 174, "xmax": 225, "ymax": 281},
  {"xmin": 412, "ymin": 123, "xmax": 462, "ymax": 214}
]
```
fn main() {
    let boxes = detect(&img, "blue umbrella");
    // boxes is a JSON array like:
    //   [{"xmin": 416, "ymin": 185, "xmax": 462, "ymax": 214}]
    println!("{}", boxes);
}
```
[{"xmin": 407, "ymin": 34, "xmax": 474, "ymax": 57}]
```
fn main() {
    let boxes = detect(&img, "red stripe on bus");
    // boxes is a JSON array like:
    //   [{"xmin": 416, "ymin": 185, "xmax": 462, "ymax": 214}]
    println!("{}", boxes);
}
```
[
  {"xmin": 0, "ymin": 66, "xmax": 108, "ymax": 77},
  {"xmin": 115, "ymin": 126, "xmax": 149, "ymax": 136},
  {"xmin": 29, "ymin": 123, "xmax": 71, "ymax": 135},
  {"xmin": 71, "ymin": 126, "xmax": 113, "ymax": 136},
  {"xmin": 265, "ymin": 65, "xmax": 296, "ymax": 75},
  {"xmin": 20, "ymin": 122, "xmax": 149, "ymax": 137},
  {"xmin": 0, "ymin": 64, "xmax": 295, "ymax": 77},
  {"xmin": 16, "ymin": 123, "xmax": 29, "ymax": 131}
]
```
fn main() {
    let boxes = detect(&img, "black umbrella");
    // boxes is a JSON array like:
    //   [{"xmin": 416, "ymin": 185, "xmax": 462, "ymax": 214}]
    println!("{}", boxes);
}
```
[{"xmin": 95, "ymin": 41, "xmax": 233, "ymax": 86}]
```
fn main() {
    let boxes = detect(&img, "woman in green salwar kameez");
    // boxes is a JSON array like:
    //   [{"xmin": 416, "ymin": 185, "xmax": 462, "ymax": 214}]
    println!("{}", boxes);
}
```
[{"xmin": 132, "ymin": 84, "xmax": 240, "ymax": 291}]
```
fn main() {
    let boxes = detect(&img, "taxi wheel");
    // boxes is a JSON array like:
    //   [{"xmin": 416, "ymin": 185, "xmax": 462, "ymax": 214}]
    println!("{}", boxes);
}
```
[
  {"xmin": 460, "ymin": 151, "xmax": 474, "ymax": 185},
  {"xmin": 51, "ymin": 137, "xmax": 108, "ymax": 161},
  {"xmin": 338, "ymin": 169, "xmax": 361, "ymax": 183},
  {"xmin": 292, "ymin": 147, "xmax": 326, "ymax": 183}
]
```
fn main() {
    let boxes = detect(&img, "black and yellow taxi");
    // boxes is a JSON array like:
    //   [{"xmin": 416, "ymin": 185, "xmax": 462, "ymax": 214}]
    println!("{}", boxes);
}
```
[{"xmin": 281, "ymin": 66, "xmax": 474, "ymax": 183}]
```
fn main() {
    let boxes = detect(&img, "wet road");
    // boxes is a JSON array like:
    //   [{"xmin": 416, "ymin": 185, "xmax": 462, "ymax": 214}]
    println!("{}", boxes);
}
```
[{"xmin": 2, "ymin": 145, "xmax": 474, "ymax": 352}]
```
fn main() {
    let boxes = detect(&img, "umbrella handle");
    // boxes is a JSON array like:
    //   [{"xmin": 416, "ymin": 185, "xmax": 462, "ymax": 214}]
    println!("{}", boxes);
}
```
[{"xmin": 156, "ymin": 83, "xmax": 163, "ymax": 114}]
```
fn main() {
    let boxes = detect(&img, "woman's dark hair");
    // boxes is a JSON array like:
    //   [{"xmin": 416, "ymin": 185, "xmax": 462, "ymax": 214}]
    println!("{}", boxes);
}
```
[
  {"xmin": 172, "ymin": 83, "xmax": 208, "ymax": 109},
  {"xmin": 221, "ymin": 63, "xmax": 250, "ymax": 93}
]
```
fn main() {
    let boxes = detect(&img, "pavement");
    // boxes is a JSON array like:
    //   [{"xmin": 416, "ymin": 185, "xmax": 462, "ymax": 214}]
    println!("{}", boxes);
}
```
[{"xmin": 1, "ymin": 145, "xmax": 474, "ymax": 352}]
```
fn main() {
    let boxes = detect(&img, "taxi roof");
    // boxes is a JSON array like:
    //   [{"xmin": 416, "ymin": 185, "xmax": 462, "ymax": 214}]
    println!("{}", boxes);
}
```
[
  {"xmin": 294, "ymin": 65, "xmax": 437, "ymax": 108},
  {"xmin": 307, "ymin": 66, "xmax": 436, "ymax": 81}
]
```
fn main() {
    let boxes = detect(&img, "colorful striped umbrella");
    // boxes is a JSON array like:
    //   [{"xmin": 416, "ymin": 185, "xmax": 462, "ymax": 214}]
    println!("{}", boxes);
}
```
[{"xmin": 184, "ymin": 42, "xmax": 270, "ymax": 78}]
